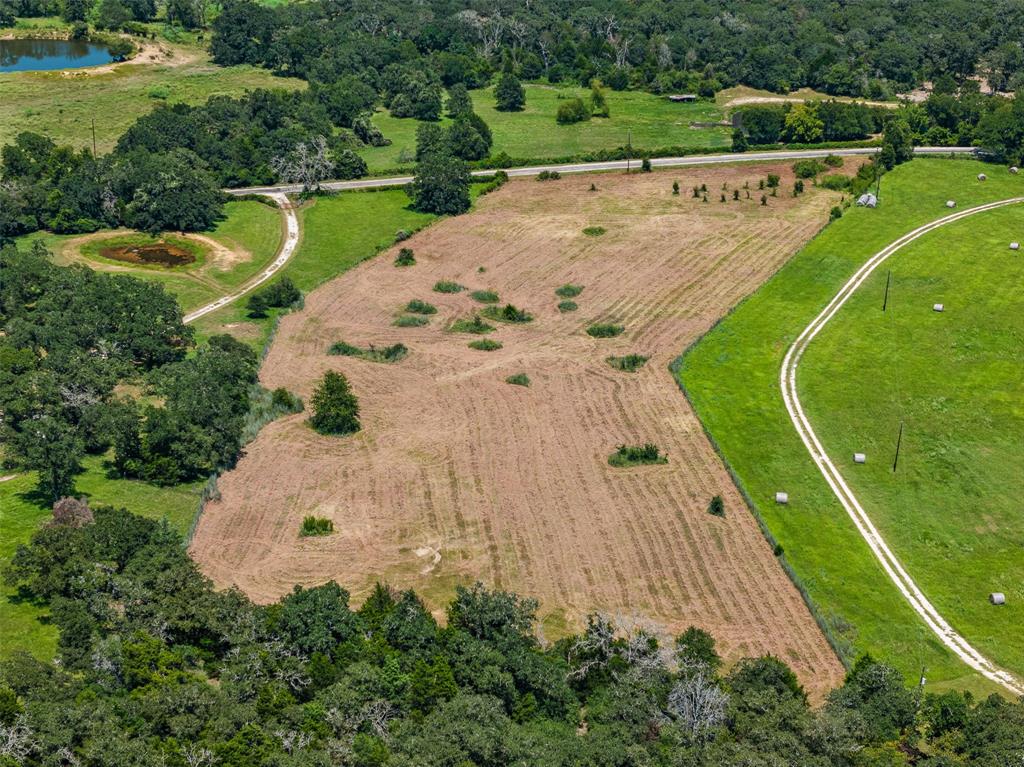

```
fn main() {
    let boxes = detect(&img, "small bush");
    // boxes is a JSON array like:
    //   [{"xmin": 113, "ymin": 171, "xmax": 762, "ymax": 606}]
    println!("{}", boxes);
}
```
[
  {"xmin": 329, "ymin": 341, "xmax": 408, "ymax": 363},
  {"xmin": 537, "ymin": 170, "xmax": 562, "ymax": 181},
  {"xmin": 395, "ymin": 229, "xmax": 412, "ymax": 241},
  {"xmin": 792, "ymin": 159, "xmax": 825, "ymax": 179},
  {"xmin": 405, "ymin": 299, "xmax": 437, "ymax": 314},
  {"xmin": 482, "ymin": 304, "xmax": 532, "ymax": 323},
  {"xmin": 640, "ymin": 158, "xmax": 652, "ymax": 172},
  {"xmin": 606, "ymin": 354, "xmax": 648, "ymax": 372},
  {"xmin": 470, "ymin": 290, "xmax": 500, "ymax": 304},
  {"xmin": 450, "ymin": 315, "xmax": 495, "ymax": 334},
  {"xmin": 608, "ymin": 443, "xmax": 667, "ymax": 467},
  {"xmin": 556, "ymin": 98, "xmax": 590, "ymax": 124},
  {"xmin": 582, "ymin": 226, "xmax": 606, "ymax": 236},
  {"xmin": 824, "ymin": 154, "xmax": 844, "ymax": 168},
  {"xmin": 558, "ymin": 300, "xmax": 578, "ymax": 312},
  {"xmin": 587, "ymin": 323, "xmax": 624, "ymax": 338},
  {"xmin": 300, "ymin": 516, "xmax": 334, "ymax": 537},
  {"xmin": 434, "ymin": 280, "xmax": 466, "ymax": 293},
  {"xmin": 555, "ymin": 284, "xmax": 584, "ymax": 298},
  {"xmin": 506, "ymin": 373, "xmax": 530, "ymax": 387},
  {"xmin": 247, "ymin": 276, "xmax": 301, "ymax": 318},
  {"xmin": 469, "ymin": 339, "xmax": 502, "ymax": 351},
  {"xmin": 766, "ymin": 174, "xmax": 780, "ymax": 188},
  {"xmin": 271, "ymin": 387, "xmax": 304, "ymax": 413},
  {"xmin": 394, "ymin": 315, "xmax": 429, "ymax": 327},
  {"xmin": 708, "ymin": 495, "xmax": 725, "ymax": 517},
  {"xmin": 672, "ymin": 181, "xmax": 680, "ymax": 195},
  {"xmin": 793, "ymin": 180, "xmax": 805, "ymax": 195},
  {"xmin": 829, "ymin": 206, "xmax": 843, "ymax": 222},
  {"xmin": 394, "ymin": 248, "xmax": 416, "ymax": 267},
  {"xmin": 819, "ymin": 173, "xmax": 851, "ymax": 191}
]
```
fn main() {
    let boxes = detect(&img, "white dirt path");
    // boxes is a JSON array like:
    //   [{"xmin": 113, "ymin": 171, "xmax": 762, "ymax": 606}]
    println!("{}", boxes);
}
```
[
  {"xmin": 780, "ymin": 197, "xmax": 1024, "ymax": 695},
  {"xmin": 183, "ymin": 193, "xmax": 299, "ymax": 324}
]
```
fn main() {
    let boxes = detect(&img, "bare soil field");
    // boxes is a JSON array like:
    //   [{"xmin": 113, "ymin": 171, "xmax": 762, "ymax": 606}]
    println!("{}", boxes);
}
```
[{"xmin": 192, "ymin": 165, "xmax": 847, "ymax": 692}]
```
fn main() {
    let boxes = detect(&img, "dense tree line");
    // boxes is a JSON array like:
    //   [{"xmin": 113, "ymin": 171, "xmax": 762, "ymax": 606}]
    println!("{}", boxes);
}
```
[
  {"xmin": 206, "ymin": 0, "xmax": 1024, "ymax": 100},
  {"xmin": 2, "ymin": 504, "xmax": 1022, "ymax": 766},
  {"xmin": 0, "ymin": 243, "xmax": 262, "ymax": 498}
]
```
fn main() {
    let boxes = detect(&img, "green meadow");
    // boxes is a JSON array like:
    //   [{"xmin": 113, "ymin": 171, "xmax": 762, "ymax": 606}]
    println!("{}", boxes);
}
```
[
  {"xmin": 359, "ymin": 84, "xmax": 730, "ymax": 173},
  {"xmin": 679, "ymin": 158, "xmax": 1023, "ymax": 695}
]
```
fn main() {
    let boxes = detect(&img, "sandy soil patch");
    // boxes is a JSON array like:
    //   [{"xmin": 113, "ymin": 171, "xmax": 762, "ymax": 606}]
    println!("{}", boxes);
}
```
[{"xmin": 191, "ymin": 165, "xmax": 847, "ymax": 693}]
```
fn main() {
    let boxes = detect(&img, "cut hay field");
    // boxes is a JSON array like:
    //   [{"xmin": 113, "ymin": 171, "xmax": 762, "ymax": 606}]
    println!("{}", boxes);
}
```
[
  {"xmin": 359, "ymin": 84, "xmax": 730, "ymax": 173},
  {"xmin": 190, "ymin": 165, "xmax": 848, "ymax": 694},
  {"xmin": 680, "ymin": 158, "xmax": 1023, "ymax": 695},
  {"xmin": 0, "ymin": 21, "xmax": 305, "ymax": 153}
]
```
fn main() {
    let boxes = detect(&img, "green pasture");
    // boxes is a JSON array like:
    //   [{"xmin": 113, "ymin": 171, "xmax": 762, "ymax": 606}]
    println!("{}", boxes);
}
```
[
  {"xmin": 360, "ymin": 84, "xmax": 730, "ymax": 173},
  {"xmin": 679, "ymin": 157, "xmax": 1023, "ymax": 695}
]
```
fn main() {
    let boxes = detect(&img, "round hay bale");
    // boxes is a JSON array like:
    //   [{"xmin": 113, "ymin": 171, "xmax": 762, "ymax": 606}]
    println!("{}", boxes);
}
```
[
  {"xmin": 775, "ymin": 492, "xmax": 789, "ymax": 505},
  {"xmin": 990, "ymin": 592, "xmax": 1006, "ymax": 605},
  {"xmin": 933, "ymin": 303, "xmax": 945, "ymax": 312},
  {"xmin": 977, "ymin": 173, "xmax": 987, "ymax": 181},
  {"xmin": 1010, "ymin": 167, "xmax": 1019, "ymax": 174},
  {"xmin": 1011, "ymin": 242, "xmax": 1020, "ymax": 251},
  {"xmin": 945, "ymin": 200, "xmax": 956, "ymax": 208},
  {"xmin": 853, "ymin": 453, "xmax": 866, "ymax": 464}
]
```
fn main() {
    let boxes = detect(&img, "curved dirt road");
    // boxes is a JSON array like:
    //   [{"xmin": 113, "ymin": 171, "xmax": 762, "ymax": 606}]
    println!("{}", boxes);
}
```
[
  {"xmin": 183, "ymin": 193, "xmax": 299, "ymax": 324},
  {"xmin": 781, "ymin": 197, "xmax": 1024, "ymax": 695}
]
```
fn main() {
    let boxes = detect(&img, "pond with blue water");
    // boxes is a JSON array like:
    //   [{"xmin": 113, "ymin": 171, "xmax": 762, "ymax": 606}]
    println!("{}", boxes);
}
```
[{"xmin": 0, "ymin": 38, "xmax": 114, "ymax": 73}]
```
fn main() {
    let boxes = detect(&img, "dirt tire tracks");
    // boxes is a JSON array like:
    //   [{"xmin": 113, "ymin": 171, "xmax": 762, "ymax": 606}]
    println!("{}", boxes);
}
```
[
  {"xmin": 183, "ymin": 193, "xmax": 299, "ymax": 324},
  {"xmin": 781, "ymin": 197, "xmax": 1024, "ymax": 695}
]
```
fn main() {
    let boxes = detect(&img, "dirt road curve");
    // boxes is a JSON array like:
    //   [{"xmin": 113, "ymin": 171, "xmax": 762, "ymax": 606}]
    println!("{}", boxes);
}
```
[
  {"xmin": 182, "ymin": 193, "xmax": 299, "ymax": 324},
  {"xmin": 781, "ymin": 197, "xmax": 1024, "ymax": 696}
]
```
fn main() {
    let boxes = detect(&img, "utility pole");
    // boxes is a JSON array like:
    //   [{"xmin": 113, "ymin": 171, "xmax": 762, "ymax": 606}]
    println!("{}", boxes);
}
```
[
  {"xmin": 892, "ymin": 421, "xmax": 904, "ymax": 473},
  {"xmin": 882, "ymin": 269, "xmax": 892, "ymax": 311},
  {"xmin": 626, "ymin": 129, "xmax": 632, "ymax": 174},
  {"xmin": 91, "ymin": 118, "xmax": 97, "ymax": 159}
]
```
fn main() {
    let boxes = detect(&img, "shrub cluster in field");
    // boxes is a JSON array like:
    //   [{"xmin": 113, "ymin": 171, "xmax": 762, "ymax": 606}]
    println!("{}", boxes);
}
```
[
  {"xmin": 470, "ymin": 290, "xmax": 500, "ymax": 303},
  {"xmin": 469, "ymin": 338, "xmax": 502, "ymax": 351},
  {"xmin": 608, "ymin": 443, "xmax": 668, "ymax": 467},
  {"xmin": 555, "ymin": 284, "xmax": 584, "ymax": 298},
  {"xmin": 506, "ymin": 373, "xmax": 531, "ymax": 386},
  {"xmin": 558, "ymin": 300, "xmax": 578, "ymax": 312},
  {"xmin": 434, "ymin": 280, "xmax": 466, "ymax": 293},
  {"xmin": 583, "ymin": 226, "xmax": 606, "ymax": 236},
  {"xmin": 394, "ymin": 247, "xmax": 416, "ymax": 267},
  {"xmin": 300, "ymin": 515, "xmax": 334, "ymax": 537},
  {"xmin": 587, "ymin": 323, "xmax": 625, "ymax": 338},
  {"xmin": 482, "ymin": 304, "xmax": 533, "ymax": 323},
  {"xmin": 329, "ymin": 341, "xmax": 409, "ymax": 363},
  {"xmin": 405, "ymin": 299, "xmax": 437, "ymax": 314},
  {"xmin": 450, "ymin": 316, "xmax": 495, "ymax": 334},
  {"xmin": 607, "ymin": 354, "xmax": 649, "ymax": 372},
  {"xmin": 394, "ymin": 315, "xmax": 429, "ymax": 327}
]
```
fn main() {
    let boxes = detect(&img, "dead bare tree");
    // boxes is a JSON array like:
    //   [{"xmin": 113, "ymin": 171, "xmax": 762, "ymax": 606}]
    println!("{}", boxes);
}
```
[
  {"xmin": 665, "ymin": 671, "xmax": 729, "ymax": 743},
  {"xmin": 0, "ymin": 716, "xmax": 35, "ymax": 764},
  {"xmin": 271, "ymin": 136, "xmax": 335, "ymax": 194},
  {"xmin": 181, "ymin": 744, "xmax": 214, "ymax": 767},
  {"xmin": 362, "ymin": 699, "xmax": 397, "ymax": 741},
  {"xmin": 275, "ymin": 730, "xmax": 312, "ymax": 755}
]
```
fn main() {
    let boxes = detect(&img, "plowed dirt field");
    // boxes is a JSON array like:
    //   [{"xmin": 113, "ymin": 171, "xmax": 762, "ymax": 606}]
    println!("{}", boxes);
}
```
[{"xmin": 191, "ymin": 165, "xmax": 846, "ymax": 692}]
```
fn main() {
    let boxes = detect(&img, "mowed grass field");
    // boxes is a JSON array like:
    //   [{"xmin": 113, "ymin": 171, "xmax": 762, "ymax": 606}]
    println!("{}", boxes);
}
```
[
  {"xmin": 360, "ymin": 84, "xmax": 730, "ymax": 172},
  {"xmin": 0, "ymin": 190, "xmax": 435, "ymax": 660},
  {"xmin": 20, "ymin": 199, "xmax": 284, "ymax": 313},
  {"xmin": 799, "ymin": 204, "xmax": 1024, "ymax": 677},
  {"xmin": 679, "ymin": 158, "xmax": 1023, "ymax": 695},
  {"xmin": 0, "ymin": 19, "xmax": 305, "ymax": 153}
]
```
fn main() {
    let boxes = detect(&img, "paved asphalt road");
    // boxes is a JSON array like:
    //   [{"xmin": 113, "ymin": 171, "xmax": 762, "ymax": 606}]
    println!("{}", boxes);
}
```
[{"xmin": 226, "ymin": 146, "xmax": 977, "ymax": 196}]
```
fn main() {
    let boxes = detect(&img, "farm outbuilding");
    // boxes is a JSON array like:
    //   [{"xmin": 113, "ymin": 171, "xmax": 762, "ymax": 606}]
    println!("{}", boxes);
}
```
[
  {"xmin": 667, "ymin": 94, "xmax": 698, "ymax": 102},
  {"xmin": 990, "ymin": 592, "xmax": 1006, "ymax": 605}
]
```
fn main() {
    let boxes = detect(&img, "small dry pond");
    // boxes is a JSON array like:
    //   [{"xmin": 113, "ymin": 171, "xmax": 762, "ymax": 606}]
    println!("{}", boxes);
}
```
[{"xmin": 98, "ymin": 242, "xmax": 196, "ymax": 267}]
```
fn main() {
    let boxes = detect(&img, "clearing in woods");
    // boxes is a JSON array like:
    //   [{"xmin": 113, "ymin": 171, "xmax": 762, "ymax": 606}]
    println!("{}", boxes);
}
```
[{"xmin": 190, "ymin": 165, "xmax": 846, "ymax": 693}]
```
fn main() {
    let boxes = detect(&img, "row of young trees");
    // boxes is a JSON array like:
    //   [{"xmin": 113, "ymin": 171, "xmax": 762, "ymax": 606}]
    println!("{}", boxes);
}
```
[
  {"xmin": 0, "ymin": 242, "xmax": 262, "ymax": 500},
  {"xmin": 204, "ymin": 0, "xmax": 1024, "ymax": 101},
  {"xmin": 2, "ymin": 503, "xmax": 1022, "ymax": 766}
]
